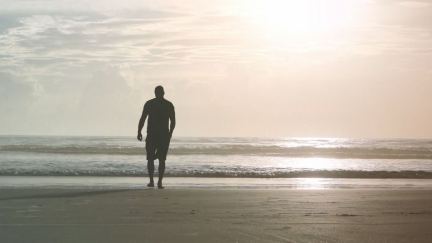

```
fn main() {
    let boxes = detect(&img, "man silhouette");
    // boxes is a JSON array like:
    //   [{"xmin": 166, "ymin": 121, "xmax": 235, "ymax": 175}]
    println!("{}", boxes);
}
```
[{"xmin": 137, "ymin": 86, "xmax": 175, "ymax": 189}]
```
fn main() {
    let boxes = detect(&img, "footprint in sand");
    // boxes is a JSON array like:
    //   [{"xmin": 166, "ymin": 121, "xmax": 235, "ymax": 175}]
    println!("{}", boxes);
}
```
[{"xmin": 336, "ymin": 213, "xmax": 359, "ymax": 217}]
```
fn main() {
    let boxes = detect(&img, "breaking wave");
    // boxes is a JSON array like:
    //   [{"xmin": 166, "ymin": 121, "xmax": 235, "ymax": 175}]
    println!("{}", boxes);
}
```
[
  {"xmin": 2, "ymin": 144, "xmax": 432, "ymax": 159},
  {"xmin": 1, "ymin": 168, "xmax": 431, "ymax": 178}
]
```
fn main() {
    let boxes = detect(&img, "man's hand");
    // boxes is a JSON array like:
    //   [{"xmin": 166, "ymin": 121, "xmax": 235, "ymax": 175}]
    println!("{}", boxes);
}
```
[{"xmin": 137, "ymin": 133, "xmax": 143, "ymax": 141}]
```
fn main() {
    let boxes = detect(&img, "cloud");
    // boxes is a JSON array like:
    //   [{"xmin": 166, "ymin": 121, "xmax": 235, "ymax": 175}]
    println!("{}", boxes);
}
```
[{"xmin": 1, "ymin": 0, "xmax": 431, "ymax": 73}]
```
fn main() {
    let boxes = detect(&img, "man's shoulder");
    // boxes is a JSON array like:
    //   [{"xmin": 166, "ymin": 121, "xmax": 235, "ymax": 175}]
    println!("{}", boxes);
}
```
[
  {"xmin": 163, "ymin": 99, "xmax": 174, "ymax": 107},
  {"xmin": 145, "ymin": 98, "xmax": 157, "ymax": 105},
  {"xmin": 162, "ymin": 98, "xmax": 174, "ymax": 108}
]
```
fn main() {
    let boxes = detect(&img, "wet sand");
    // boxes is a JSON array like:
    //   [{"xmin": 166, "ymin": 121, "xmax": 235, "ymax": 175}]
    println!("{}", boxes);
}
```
[{"xmin": 1, "ymin": 188, "xmax": 432, "ymax": 243}]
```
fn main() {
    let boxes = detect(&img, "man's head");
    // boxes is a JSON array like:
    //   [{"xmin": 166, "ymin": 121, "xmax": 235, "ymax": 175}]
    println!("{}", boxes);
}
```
[{"xmin": 155, "ymin": 85, "xmax": 165, "ymax": 99}]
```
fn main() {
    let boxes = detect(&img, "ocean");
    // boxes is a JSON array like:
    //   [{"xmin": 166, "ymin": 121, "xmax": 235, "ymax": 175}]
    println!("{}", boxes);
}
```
[{"xmin": 1, "ymin": 136, "xmax": 432, "ymax": 179}]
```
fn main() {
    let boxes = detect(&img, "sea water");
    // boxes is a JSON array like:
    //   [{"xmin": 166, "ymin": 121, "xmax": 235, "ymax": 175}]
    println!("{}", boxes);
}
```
[{"xmin": 1, "ymin": 136, "xmax": 432, "ymax": 178}]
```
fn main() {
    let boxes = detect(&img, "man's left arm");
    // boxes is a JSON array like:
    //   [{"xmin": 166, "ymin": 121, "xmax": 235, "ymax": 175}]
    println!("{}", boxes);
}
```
[{"xmin": 169, "ymin": 104, "xmax": 176, "ymax": 138}]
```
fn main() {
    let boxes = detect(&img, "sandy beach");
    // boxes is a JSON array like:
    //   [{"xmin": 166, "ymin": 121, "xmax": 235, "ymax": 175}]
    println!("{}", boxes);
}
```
[{"xmin": 1, "ymin": 188, "xmax": 432, "ymax": 243}]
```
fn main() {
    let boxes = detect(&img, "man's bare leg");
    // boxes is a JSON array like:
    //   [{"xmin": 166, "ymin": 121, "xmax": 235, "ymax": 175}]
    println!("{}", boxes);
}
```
[
  {"xmin": 158, "ymin": 160, "xmax": 165, "ymax": 189},
  {"xmin": 147, "ymin": 160, "xmax": 155, "ymax": 187}
]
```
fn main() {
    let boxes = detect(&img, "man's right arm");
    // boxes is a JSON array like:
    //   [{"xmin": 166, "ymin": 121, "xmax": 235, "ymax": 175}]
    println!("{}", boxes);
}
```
[{"xmin": 137, "ymin": 103, "xmax": 148, "ymax": 141}]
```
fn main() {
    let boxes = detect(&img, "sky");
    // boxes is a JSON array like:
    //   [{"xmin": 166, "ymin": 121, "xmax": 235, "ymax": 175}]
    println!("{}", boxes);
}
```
[{"xmin": 0, "ymin": 0, "xmax": 431, "ymax": 138}]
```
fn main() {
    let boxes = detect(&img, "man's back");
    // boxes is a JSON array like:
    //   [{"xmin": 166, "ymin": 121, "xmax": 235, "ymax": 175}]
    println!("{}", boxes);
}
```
[{"xmin": 144, "ymin": 98, "xmax": 174, "ymax": 134}]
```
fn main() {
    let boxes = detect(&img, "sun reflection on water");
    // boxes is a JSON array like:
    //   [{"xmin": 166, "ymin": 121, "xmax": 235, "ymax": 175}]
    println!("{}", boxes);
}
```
[{"xmin": 296, "ymin": 178, "xmax": 329, "ymax": 189}]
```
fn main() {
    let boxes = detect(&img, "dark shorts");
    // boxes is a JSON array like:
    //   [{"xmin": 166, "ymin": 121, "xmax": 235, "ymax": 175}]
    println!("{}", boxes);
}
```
[{"xmin": 146, "ymin": 133, "xmax": 170, "ymax": 161}]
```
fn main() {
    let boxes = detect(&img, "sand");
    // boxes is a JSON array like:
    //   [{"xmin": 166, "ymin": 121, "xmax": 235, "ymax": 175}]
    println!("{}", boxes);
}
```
[{"xmin": 1, "ymin": 188, "xmax": 432, "ymax": 243}]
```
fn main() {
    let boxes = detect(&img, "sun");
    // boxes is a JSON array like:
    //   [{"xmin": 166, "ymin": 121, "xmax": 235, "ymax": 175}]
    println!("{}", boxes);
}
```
[{"xmin": 238, "ymin": 0, "xmax": 359, "ymax": 42}]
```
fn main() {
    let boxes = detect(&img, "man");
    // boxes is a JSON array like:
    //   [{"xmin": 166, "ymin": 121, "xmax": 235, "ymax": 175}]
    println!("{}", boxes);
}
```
[{"xmin": 137, "ymin": 85, "xmax": 175, "ymax": 189}]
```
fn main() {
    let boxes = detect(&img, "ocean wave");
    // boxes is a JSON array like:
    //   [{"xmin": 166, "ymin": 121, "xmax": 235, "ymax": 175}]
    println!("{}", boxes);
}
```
[
  {"xmin": 1, "ymin": 169, "xmax": 431, "ymax": 178},
  {"xmin": 2, "ymin": 144, "xmax": 432, "ymax": 159}
]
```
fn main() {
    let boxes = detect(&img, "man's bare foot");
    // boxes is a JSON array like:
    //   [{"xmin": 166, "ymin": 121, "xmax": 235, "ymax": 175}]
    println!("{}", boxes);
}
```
[
  {"xmin": 147, "ymin": 182, "xmax": 154, "ymax": 187},
  {"xmin": 157, "ymin": 182, "xmax": 164, "ymax": 189}
]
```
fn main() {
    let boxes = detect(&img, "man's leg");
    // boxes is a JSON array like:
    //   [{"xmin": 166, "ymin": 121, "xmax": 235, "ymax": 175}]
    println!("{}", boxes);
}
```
[
  {"xmin": 147, "ymin": 160, "xmax": 155, "ymax": 187},
  {"xmin": 158, "ymin": 160, "xmax": 165, "ymax": 189},
  {"xmin": 145, "ymin": 134, "xmax": 156, "ymax": 187}
]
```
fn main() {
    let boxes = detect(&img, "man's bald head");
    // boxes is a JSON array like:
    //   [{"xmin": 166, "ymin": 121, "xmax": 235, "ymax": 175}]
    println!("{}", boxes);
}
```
[{"xmin": 155, "ymin": 85, "xmax": 164, "ymax": 99}]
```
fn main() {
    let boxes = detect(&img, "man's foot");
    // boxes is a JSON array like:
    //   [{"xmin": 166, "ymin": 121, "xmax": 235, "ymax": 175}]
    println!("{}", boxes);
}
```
[
  {"xmin": 147, "ymin": 182, "xmax": 154, "ymax": 187},
  {"xmin": 157, "ymin": 182, "xmax": 164, "ymax": 189}
]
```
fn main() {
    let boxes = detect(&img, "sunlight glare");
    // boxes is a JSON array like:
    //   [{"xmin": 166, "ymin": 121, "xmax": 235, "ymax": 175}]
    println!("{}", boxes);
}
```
[{"xmin": 239, "ymin": 0, "xmax": 360, "ymax": 42}]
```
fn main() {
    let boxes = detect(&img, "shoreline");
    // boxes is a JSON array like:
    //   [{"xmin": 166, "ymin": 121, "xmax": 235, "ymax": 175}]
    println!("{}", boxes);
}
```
[{"xmin": 1, "ymin": 176, "xmax": 432, "ymax": 190}]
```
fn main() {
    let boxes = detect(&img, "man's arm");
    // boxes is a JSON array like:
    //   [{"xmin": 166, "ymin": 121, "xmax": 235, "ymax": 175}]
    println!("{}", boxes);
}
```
[
  {"xmin": 137, "ymin": 104, "xmax": 148, "ymax": 141},
  {"xmin": 169, "ymin": 104, "xmax": 176, "ymax": 138}
]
